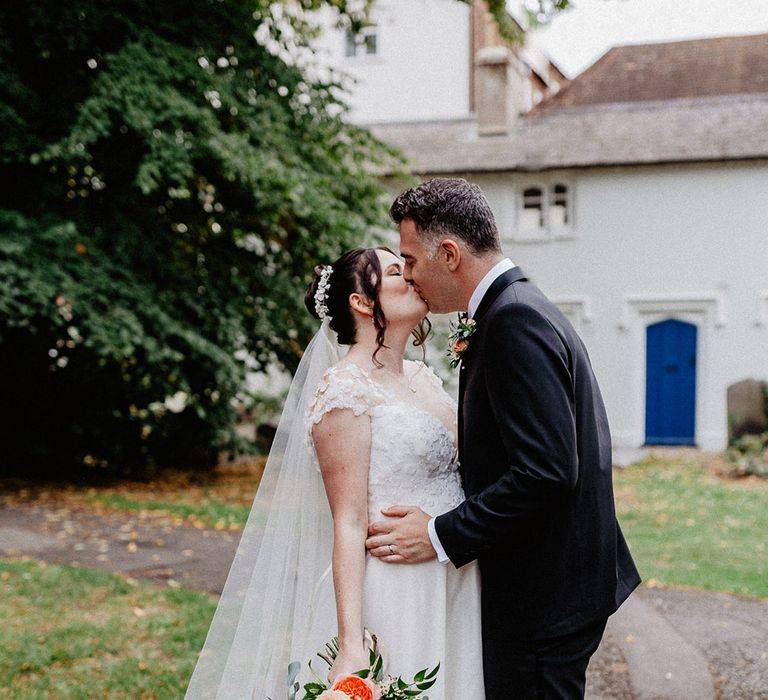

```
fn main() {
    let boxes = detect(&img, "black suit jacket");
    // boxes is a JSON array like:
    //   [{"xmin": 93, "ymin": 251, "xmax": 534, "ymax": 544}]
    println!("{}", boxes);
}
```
[{"xmin": 435, "ymin": 267, "xmax": 640, "ymax": 642}]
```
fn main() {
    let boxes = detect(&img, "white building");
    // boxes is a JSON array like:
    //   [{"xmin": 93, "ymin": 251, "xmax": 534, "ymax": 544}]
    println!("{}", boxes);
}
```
[
  {"xmin": 317, "ymin": 5, "xmax": 768, "ymax": 453},
  {"xmin": 312, "ymin": 0, "xmax": 566, "ymax": 124}
]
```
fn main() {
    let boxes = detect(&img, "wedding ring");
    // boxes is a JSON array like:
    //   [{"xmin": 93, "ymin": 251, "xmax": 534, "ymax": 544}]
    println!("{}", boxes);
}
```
[{"xmin": 388, "ymin": 544, "xmax": 395, "ymax": 555}]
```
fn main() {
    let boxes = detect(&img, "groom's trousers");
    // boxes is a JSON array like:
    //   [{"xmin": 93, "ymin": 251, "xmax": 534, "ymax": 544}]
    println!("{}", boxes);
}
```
[{"xmin": 483, "ymin": 617, "xmax": 608, "ymax": 700}]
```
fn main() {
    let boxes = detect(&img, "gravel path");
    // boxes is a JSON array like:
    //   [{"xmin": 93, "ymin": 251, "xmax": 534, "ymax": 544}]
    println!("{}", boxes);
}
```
[{"xmin": 0, "ymin": 499, "xmax": 239, "ymax": 593}]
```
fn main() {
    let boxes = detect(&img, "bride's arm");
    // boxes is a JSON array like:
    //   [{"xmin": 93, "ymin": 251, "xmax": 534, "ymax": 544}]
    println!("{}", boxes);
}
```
[{"xmin": 313, "ymin": 407, "xmax": 372, "ymax": 681}]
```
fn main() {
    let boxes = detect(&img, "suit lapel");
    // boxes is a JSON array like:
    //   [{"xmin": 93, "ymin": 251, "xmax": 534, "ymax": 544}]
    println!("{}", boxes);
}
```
[
  {"xmin": 472, "ymin": 266, "xmax": 528, "ymax": 323},
  {"xmin": 458, "ymin": 341, "xmax": 467, "ymax": 467},
  {"xmin": 457, "ymin": 266, "xmax": 527, "ymax": 470}
]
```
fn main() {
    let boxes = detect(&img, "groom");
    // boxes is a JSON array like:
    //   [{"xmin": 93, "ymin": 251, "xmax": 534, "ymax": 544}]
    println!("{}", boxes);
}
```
[{"xmin": 366, "ymin": 178, "xmax": 640, "ymax": 698}]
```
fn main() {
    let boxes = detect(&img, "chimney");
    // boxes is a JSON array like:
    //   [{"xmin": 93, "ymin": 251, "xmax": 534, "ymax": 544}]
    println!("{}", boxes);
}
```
[{"xmin": 474, "ymin": 46, "xmax": 528, "ymax": 135}]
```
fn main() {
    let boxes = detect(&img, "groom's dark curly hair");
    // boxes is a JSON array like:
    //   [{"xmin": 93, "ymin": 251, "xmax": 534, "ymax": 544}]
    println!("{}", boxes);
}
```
[{"xmin": 389, "ymin": 177, "xmax": 502, "ymax": 255}]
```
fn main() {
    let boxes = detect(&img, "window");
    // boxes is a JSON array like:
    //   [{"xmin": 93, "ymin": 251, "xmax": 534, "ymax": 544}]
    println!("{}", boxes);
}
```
[
  {"xmin": 550, "ymin": 183, "xmax": 569, "ymax": 227},
  {"xmin": 512, "ymin": 181, "xmax": 573, "ymax": 241},
  {"xmin": 521, "ymin": 187, "xmax": 544, "ymax": 231},
  {"xmin": 345, "ymin": 25, "xmax": 378, "ymax": 58}
]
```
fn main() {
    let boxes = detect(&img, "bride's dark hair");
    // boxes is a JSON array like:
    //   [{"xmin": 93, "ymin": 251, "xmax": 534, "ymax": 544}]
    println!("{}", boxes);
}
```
[{"xmin": 305, "ymin": 246, "xmax": 431, "ymax": 365}]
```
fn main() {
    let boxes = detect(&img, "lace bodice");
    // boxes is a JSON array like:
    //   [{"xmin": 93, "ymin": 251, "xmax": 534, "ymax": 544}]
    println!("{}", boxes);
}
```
[{"xmin": 307, "ymin": 361, "xmax": 465, "ymax": 519}]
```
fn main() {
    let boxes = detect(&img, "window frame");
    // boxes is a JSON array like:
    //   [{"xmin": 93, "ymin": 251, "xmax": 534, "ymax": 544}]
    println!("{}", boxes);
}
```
[
  {"xmin": 510, "ymin": 178, "xmax": 575, "ymax": 242},
  {"xmin": 343, "ymin": 24, "xmax": 379, "ymax": 59}
]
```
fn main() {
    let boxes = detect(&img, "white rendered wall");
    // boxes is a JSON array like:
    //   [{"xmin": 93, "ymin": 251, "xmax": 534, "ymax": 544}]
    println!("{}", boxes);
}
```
[
  {"xmin": 449, "ymin": 162, "xmax": 768, "ymax": 451},
  {"xmin": 312, "ymin": 0, "xmax": 471, "ymax": 124}
]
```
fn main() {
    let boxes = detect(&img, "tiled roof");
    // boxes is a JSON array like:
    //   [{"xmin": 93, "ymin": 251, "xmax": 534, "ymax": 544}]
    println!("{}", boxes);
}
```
[
  {"xmin": 533, "ymin": 33, "xmax": 768, "ymax": 114},
  {"xmin": 370, "ymin": 94, "xmax": 768, "ymax": 173},
  {"xmin": 369, "ymin": 33, "xmax": 768, "ymax": 172}
]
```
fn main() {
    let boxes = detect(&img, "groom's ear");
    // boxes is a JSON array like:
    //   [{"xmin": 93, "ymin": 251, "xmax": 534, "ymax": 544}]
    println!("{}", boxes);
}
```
[{"xmin": 439, "ymin": 239, "xmax": 461, "ymax": 272}]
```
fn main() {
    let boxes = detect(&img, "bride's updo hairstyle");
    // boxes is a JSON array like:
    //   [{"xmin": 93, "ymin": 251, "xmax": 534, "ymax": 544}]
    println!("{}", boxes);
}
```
[{"xmin": 305, "ymin": 246, "xmax": 430, "ymax": 365}]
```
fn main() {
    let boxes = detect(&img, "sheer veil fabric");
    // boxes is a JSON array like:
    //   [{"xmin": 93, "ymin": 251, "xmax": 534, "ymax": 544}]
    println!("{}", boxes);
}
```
[{"xmin": 184, "ymin": 320, "xmax": 344, "ymax": 699}]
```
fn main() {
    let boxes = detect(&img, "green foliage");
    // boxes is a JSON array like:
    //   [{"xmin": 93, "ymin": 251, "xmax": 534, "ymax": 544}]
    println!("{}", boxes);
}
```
[
  {"xmin": 478, "ymin": 0, "xmax": 572, "ymax": 43},
  {"xmin": 725, "ymin": 380, "xmax": 768, "ymax": 477},
  {"xmin": 726, "ymin": 432, "xmax": 768, "ymax": 478},
  {"xmin": 0, "ymin": 1, "xmax": 402, "ymax": 476},
  {"xmin": 296, "ymin": 632, "xmax": 438, "ymax": 699}
]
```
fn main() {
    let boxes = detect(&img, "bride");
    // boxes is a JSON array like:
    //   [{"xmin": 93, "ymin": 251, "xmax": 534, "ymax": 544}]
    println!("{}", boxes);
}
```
[{"xmin": 184, "ymin": 246, "xmax": 484, "ymax": 699}]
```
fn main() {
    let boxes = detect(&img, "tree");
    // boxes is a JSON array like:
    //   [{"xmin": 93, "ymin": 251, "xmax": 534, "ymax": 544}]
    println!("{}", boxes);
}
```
[
  {"xmin": 0, "ymin": 1, "xmax": 400, "ymax": 476},
  {"xmin": 484, "ymin": 0, "xmax": 572, "ymax": 43},
  {"xmin": 0, "ymin": 1, "xmax": 571, "ymax": 477}
]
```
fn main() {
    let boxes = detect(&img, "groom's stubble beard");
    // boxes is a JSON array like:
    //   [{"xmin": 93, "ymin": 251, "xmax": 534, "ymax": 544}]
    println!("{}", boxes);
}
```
[
  {"xmin": 408, "ymin": 258, "xmax": 452, "ymax": 316},
  {"xmin": 421, "ymin": 294, "xmax": 460, "ymax": 316},
  {"xmin": 424, "ymin": 273, "xmax": 463, "ymax": 315}
]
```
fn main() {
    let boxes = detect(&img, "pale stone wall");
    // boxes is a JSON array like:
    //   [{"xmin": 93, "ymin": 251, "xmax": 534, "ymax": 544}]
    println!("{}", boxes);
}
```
[
  {"xmin": 385, "ymin": 161, "xmax": 768, "ymax": 450},
  {"xmin": 312, "ymin": 0, "xmax": 471, "ymax": 124}
]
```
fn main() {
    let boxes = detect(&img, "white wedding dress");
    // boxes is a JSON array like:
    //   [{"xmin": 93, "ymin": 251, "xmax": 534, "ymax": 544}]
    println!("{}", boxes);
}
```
[{"xmin": 305, "ymin": 359, "xmax": 485, "ymax": 699}]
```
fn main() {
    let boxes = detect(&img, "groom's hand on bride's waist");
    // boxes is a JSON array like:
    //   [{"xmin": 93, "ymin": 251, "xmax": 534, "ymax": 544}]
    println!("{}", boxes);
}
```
[{"xmin": 365, "ymin": 505, "xmax": 436, "ymax": 564}]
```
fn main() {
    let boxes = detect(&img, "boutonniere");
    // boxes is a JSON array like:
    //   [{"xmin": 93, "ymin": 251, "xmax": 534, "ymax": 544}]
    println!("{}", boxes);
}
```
[{"xmin": 447, "ymin": 313, "xmax": 477, "ymax": 369}]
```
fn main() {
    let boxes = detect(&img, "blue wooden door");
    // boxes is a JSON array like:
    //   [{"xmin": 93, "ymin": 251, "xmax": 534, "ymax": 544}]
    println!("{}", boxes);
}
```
[{"xmin": 645, "ymin": 319, "xmax": 697, "ymax": 445}]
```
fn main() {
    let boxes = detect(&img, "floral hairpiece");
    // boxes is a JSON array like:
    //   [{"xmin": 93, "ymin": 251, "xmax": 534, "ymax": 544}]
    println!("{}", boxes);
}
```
[{"xmin": 314, "ymin": 265, "xmax": 333, "ymax": 320}]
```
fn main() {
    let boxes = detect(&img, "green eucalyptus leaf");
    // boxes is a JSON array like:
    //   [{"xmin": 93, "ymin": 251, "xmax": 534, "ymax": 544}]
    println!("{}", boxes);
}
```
[
  {"xmin": 424, "ymin": 662, "xmax": 440, "ymax": 680},
  {"xmin": 287, "ymin": 661, "xmax": 301, "ymax": 686}
]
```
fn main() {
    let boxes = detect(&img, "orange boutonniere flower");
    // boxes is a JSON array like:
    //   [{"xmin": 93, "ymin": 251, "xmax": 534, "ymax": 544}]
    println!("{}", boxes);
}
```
[{"xmin": 447, "ymin": 313, "xmax": 477, "ymax": 369}]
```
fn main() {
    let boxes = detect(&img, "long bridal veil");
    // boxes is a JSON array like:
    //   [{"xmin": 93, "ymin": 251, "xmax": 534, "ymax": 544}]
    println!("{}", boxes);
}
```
[{"xmin": 184, "ymin": 320, "xmax": 343, "ymax": 699}]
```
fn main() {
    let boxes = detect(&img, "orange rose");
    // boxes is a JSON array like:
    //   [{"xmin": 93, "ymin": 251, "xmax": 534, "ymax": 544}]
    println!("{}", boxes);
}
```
[
  {"xmin": 331, "ymin": 675, "xmax": 379, "ymax": 700},
  {"xmin": 451, "ymin": 338, "xmax": 469, "ymax": 354}
]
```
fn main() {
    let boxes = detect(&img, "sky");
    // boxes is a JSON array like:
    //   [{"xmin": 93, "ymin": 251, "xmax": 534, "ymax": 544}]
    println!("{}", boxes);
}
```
[{"xmin": 531, "ymin": 0, "xmax": 768, "ymax": 77}]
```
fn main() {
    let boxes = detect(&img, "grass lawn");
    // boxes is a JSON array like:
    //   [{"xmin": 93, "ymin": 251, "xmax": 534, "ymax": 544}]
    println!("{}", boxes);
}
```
[
  {"xmin": 613, "ymin": 455, "xmax": 768, "ymax": 598},
  {"xmin": 0, "ymin": 557, "xmax": 216, "ymax": 699}
]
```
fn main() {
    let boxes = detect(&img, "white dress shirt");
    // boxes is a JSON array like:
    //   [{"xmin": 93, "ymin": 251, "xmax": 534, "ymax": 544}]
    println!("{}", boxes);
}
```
[{"xmin": 427, "ymin": 258, "xmax": 515, "ymax": 563}]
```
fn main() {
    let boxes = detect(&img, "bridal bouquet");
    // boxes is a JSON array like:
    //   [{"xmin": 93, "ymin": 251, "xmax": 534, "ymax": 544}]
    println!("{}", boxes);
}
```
[{"xmin": 282, "ymin": 633, "xmax": 439, "ymax": 700}]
